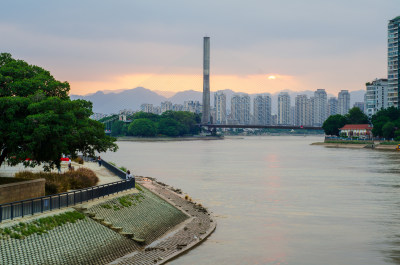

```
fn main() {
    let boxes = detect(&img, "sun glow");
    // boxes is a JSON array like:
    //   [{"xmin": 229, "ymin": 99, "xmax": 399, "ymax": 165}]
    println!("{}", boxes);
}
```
[{"xmin": 268, "ymin": 75, "xmax": 277, "ymax": 80}]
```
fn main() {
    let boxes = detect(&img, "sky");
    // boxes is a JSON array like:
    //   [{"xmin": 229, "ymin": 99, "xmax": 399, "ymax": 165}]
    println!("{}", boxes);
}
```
[{"xmin": 1, "ymin": 0, "xmax": 400, "ymax": 96}]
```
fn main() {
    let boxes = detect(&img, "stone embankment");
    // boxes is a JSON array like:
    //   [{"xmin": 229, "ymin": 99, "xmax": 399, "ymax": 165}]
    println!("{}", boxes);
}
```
[
  {"xmin": 0, "ymin": 175, "xmax": 216, "ymax": 264},
  {"xmin": 112, "ymin": 177, "xmax": 216, "ymax": 264}
]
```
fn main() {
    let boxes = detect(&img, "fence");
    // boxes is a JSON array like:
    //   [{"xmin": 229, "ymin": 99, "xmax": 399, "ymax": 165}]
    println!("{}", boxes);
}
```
[{"xmin": 0, "ymin": 179, "xmax": 135, "ymax": 223}]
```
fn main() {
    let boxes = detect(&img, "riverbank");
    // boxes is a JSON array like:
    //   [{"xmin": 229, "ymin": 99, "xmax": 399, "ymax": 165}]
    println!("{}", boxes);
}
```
[
  {"xmin": 0, "ymin": 166, "xmax": 216, "ymax": 264},
  {"xmin": 117, "ymin": 135, "xmax": 223, "ymax": 142},
  {"xmin": 312, "ymin": 141, "xmax": 399, "ymax": 151}
]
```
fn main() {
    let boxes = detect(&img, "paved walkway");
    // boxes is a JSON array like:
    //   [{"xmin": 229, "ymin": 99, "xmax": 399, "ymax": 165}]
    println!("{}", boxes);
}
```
[{"xmin": 0, "ymin": 161, "xmax": 121, "ymax": 185}]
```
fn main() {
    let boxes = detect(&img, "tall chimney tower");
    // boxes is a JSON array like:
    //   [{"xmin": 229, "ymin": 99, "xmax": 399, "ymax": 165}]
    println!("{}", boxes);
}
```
[{"xmin": 202, "ymin": 36, "xmax": 210, "ymax": 124}]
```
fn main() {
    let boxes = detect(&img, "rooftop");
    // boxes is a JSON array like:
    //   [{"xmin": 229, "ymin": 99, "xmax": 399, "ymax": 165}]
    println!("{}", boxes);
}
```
[{"xmin": 340, "ymin": 124, "xmax": 372, "ymax": 130}]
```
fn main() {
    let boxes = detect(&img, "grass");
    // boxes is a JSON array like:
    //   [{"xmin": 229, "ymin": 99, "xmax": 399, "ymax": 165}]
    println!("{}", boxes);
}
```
[
  {"xmin": 99, "ymin": 191, "xmax": 145, "ymax": 212},
  {"xmin": 379, "ymin": 141, "xmax": 400, "ymax": 145},
  {"xmin": 0, "ymin": 211, "xmax": 85, "ymax": 240},
  {"xmin": 324, "ymin": 140, "xmax": 373, "ymax": 144},
  {"xmin": 109, "ymin": 162, "xmax": 116, "ymax": 166},
  {"xmin": 15, "ymin": 168, "xmax": 99, "ymax": 195},
  {"xmin": 119, "ymin": 166, "xmax": 127, "ymax": 172}
]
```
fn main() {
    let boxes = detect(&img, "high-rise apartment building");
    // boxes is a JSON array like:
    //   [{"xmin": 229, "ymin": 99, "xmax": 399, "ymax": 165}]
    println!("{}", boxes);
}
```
[
  {"xmin": 353, "ymin": 102, "xmax": 365, "ymax": 113},
  {"xmin": 313, "ymin": 89, "xmax": 327, "ymax": 126},
  {"xmin": 184, "ymin": 100, "xmax": 201, "ymax": 114},
  {"xmin": 388, "ymin": 16, "xmax": 400, "ymax": 107},
  {"xmin": 231, "ymin": 94, "xmax": 251, "ymax": 125},
  {"xmin": 277, "ymin": 92, "xmax": 291, "ymax": 125},
  {"xmin": 295, "ymin": 94, "xmax": 312, "ymax": 126},
  {"xmin": 328, "ymin": 97, "xmax": 338, "ymax": 117},
  {"xmin": 253, "ymin": 94, "xmax": 271, "ymax": 125},
  {"xmin": 366, "ymin": 78, "xmax": 388, "ymax": 117},
  {"xmin": 140, "ymin": 103, "xmax": 154, "ymax": 113},
  {"xmin": 214, "ymin": 91, "xmax": 227, "ymax": 124},
  {"xmin": 161, "ymin": 101, "xmax": 172, "ymax": 113},
  {"xmin": 338, "ymin": 90, "xmax": 350, "ymax": 115}
]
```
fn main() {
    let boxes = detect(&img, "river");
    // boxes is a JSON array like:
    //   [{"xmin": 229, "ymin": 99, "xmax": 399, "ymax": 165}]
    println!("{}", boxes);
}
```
[{"xmin": 102, "ymin": 136, "xmax": 400, "ymax": 265}]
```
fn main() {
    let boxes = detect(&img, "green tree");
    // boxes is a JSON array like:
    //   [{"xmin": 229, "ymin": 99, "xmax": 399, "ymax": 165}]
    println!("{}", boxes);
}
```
[
  {"xmin": 157, "ymin": 118, "xmax": 183, "ymax": 136},
  {"xmin": 161, "ymin": 111, "xmax": 200, "ymax": 135},
  {"xmin": 371, "ymin": 107, "xmax": 400, "ymax": 137},
  {"xmin": 132, "ymin": 112, "xmax": 160, "ymax": 122},
  {"xmin": 322, "ymin": 114, "xmax": 347, "ymax": 136},
  {"xmin": 382, "ymin": 122, "xmax": 395, "ymax": 139},
  {"xmin": 0, "ymin": 53, "xmax": 117, "ymax": 169},
  {"xmin": 128, "ymin": 119, "xmax": 157, "ymax": 136},
  {"xmin": 345, "ymin": 107, "xmax": 369, "ymax": 124}
]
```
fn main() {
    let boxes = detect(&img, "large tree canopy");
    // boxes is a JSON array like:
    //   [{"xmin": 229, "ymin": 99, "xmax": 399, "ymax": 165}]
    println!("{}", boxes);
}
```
[
  {"xmin": 0, "ymin": 53, "xmax": 117, "ymax": 169},
  {"xmin": 371, "ymin": 107, "xmax": 400, "ymax": 139}
]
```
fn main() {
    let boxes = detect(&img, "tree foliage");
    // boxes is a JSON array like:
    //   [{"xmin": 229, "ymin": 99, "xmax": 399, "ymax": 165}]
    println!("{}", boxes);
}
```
[
  {"xmin": 322, "ymin": 114, "xmax": 348, "ymax": 136},
  {"xmin": 0, "ymin": 53, "xmax": 118, "ymax": 169},
  {"xmin": 371, "ymin": 107, "xmax": 400, "ymax": 139},
  {"xmin": 128, "ymin": 119, "xmax": 157, "ymax": 136},
  {"xmin": 345, "ymin": 107, "xmax": 369, "ymax": 124}
]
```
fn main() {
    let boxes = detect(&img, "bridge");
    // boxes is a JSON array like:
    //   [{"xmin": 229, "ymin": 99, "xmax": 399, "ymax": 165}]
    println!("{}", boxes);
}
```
[{"xmin": 198, "ymin": 124, "xmax": 323, "ymax": 130}]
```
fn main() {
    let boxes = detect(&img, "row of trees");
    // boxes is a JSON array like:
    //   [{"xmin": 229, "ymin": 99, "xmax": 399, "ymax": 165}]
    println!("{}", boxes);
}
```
[
  {"xmin": 322, "ymin": 106, "xmax": 400, "ymax": 140},
  {"xmin": 105, "ymin": 111, "xmax": 201, "ymax": 137},
  {"xmin": 0, "ymin": 53, "xmax": 117, "ymax": 169}
]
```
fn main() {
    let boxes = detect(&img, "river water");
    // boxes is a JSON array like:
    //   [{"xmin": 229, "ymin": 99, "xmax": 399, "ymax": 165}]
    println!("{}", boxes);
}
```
[{"xmin": 102, "ymin": 136, "xmax": 400, "ymax": 265}]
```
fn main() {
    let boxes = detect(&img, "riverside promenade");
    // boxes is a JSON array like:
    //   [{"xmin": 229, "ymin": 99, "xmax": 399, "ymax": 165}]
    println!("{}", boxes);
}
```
[{"xmin": 0, "ymin": 163, "xmax": 216, "ymax": 264}]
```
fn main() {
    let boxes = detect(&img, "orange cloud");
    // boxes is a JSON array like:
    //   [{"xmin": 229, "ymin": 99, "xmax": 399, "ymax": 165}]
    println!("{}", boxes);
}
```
[{"xmin": 69, "ymin": 73, "xmax": 301, "ymax": 95}]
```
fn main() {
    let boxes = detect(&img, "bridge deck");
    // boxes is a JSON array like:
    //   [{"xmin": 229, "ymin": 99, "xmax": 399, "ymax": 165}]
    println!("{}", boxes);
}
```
[{"xmin": 199, "ymin": 124, "xmax": 323, "ymax": 130}]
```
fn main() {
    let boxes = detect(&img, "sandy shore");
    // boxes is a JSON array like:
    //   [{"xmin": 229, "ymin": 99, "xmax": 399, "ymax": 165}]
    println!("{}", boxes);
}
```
[{"xmin": 312, "ymin": 142, "xmax": 399, "ymax": 151}]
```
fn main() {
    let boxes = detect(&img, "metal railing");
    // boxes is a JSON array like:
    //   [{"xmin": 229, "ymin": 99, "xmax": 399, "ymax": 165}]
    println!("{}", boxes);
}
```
[{"xmin": 0, "ymin": 179, "xmax": 135, "ymax": 223}]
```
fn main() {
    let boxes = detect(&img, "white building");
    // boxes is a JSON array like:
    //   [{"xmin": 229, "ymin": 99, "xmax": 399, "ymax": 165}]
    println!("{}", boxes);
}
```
[
  {"xmin": 214, "ymin": 91, "xmax": 227, "ymax": 124},
  {"xmin": 140, "ymin": 103, "xmax": 154, "ymax": 113},
  {"xmin": 338, "ymin": 90, "xmax": 350, "ymax": 115},
  {"xmin": 161, "ymin": 101, "xmax": 173, "ymax": 113},
  {"xmin": 313, "ymin": 89, "xmax": 328, "ymax": 126},
  {"xmin": 253, "ymin": 94, "xmax": 271, "ymax": 125},
  {"xmin": 278, "ymin": 92, "xmax": 291, "ymax": 125},
  {"xmin": 184, "ymin": 100, "xmax": 202, "ymax": 114},
  {"xmin": 366, "ymin": 78, "xmax": 388, "ymax": 117},
  {"xmin": 388, "ymin": 16, "xmax": 400, "ymax": 107}
]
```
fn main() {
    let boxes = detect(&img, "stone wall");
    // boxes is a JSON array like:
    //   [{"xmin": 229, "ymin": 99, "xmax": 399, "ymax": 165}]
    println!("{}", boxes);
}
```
[{"xmin": 0, "ymin": 179, "xmax": 45, "ymax": 204}]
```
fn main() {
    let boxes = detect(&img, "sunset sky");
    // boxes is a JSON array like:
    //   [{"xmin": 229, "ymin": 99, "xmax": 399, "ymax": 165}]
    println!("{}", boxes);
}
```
[{"xmin": 2, "ymin": 1, "xmax": 400, "ymax": 96}]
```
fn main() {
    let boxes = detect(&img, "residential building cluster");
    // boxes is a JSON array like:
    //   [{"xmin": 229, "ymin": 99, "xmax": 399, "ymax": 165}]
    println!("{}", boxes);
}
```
[
  {"xmin": 365, "ymin": 16, "xmax": 400, "ymax": 117},
  {"xmin": 139, "ymin": 101, "xmax": 202, "ymax": 115},
  {"xmin": 208, "ymin": 89, "xmax": 351, "ymax": 126}
]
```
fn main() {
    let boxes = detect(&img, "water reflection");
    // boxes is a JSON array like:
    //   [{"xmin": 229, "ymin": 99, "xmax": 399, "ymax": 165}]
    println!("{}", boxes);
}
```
[{"xmin": 102, "ymin": 136, "xmax": 400, "ymax": 265}]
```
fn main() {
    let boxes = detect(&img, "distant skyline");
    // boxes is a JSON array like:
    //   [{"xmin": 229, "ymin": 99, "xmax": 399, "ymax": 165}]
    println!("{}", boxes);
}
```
[{"xmin": 2, "ymin": 1, "xmax": 400, "ymax": 95}]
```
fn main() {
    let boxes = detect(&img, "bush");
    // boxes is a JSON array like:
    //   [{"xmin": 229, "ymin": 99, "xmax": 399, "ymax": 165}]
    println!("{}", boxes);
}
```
[
  {"xmin": 15, "ymin": 168, "xmax": 99, "ymax": 195},
  {"xmin": 72, "ymin": 157, "xmax": 84, "ymax": 164}
]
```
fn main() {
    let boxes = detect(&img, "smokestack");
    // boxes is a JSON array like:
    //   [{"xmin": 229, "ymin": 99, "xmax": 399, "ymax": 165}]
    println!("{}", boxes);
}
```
[{"xmin": 202, "ymin": 36, "xmax": 210, "ymax": 124}]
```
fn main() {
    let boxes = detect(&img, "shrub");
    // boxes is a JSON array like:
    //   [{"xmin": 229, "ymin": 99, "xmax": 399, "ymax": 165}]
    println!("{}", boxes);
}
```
[
  {"xmin": 119, "ymin": 166, "xmax": 127, "ymax": 172},
  {"xmin": 15, "ymin": 168, "xmax": 99, "ymax": 195},
  {"xmin": 72, "ymin": 157, "xmax": 84, "ymax": 165}
]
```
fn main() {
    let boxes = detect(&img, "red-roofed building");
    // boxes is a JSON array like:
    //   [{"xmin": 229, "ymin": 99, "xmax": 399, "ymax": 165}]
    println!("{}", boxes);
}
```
[{"xmin": 339, "ymin": 124, "xmax": 373, "ymax": 138}]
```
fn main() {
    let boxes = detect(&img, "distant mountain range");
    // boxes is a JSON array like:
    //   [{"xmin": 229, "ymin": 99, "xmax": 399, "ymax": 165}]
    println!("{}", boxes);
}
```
[{"xmin": 71, "ymin": 87, "xmax": 366, "ymax": 114}]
